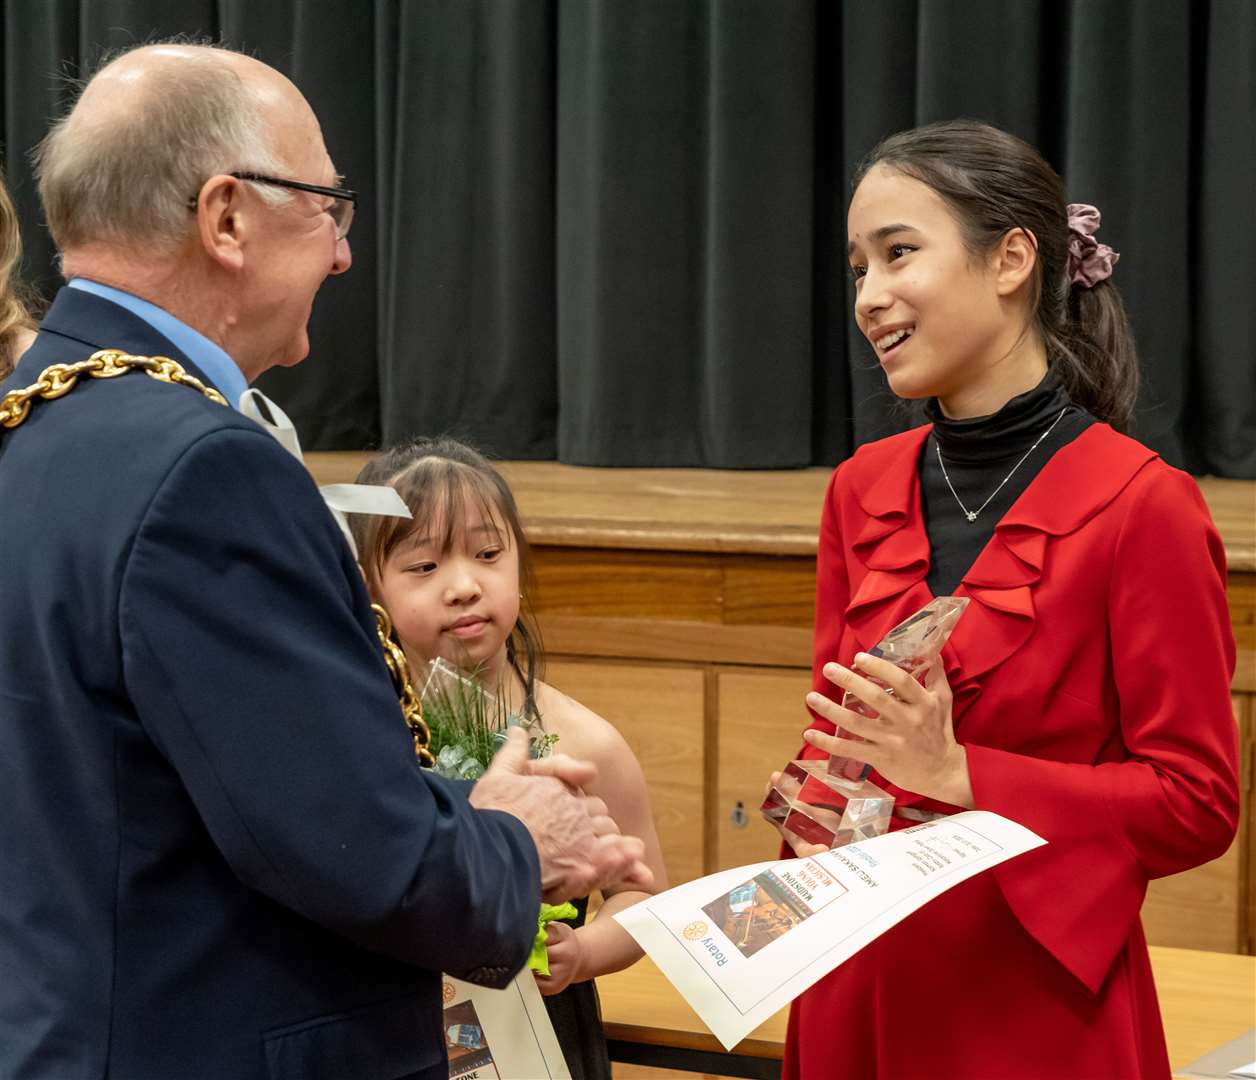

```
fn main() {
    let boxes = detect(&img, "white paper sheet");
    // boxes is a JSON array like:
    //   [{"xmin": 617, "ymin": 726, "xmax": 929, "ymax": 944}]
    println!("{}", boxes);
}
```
[
  {"xmin": 441, "ymin": 971, "xmax": 572, "ymax": 1079},
  {"xmin": 614, "ymin": 810, "xmax": 1045, "ymax": 1050}
]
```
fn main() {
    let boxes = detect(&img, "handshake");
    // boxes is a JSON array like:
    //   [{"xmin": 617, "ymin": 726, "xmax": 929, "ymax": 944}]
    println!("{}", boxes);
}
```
[{"xmin": 468, "ymin": 727, "xmax": 653, "ymax": 902}]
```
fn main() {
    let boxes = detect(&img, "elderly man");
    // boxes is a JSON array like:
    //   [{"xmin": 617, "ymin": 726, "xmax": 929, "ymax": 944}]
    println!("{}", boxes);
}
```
[{"xmin": 0, "ymin": 43, "xmax": 649, "ymax": 1080}]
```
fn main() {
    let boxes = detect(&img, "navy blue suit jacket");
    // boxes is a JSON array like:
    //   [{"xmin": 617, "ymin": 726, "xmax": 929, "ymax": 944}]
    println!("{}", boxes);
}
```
[{"xmin": 0, "ymin": 287, "xmax": 541, "ymax": 1079}]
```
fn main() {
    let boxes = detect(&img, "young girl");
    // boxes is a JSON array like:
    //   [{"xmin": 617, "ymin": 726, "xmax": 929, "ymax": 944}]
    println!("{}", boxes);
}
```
[
  {"xmin": 351, "ymin": 437, "xmax": 668, "ymax": 1080},
  {"xmin": 771, "ymin": 120, "xmax": 1238, "ymax": 1078}
]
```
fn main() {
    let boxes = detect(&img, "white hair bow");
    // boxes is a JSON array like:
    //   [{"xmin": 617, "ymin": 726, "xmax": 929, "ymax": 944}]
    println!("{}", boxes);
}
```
[{"xmin": 239, "ymin": 388, "xmax": 410, "ymax": 558}]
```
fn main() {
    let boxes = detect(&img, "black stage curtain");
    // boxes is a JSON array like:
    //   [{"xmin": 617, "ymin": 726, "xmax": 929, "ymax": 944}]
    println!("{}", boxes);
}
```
[{"xmin": 2, "ymin": 1, "xmax": 1252, "ymax": 476}]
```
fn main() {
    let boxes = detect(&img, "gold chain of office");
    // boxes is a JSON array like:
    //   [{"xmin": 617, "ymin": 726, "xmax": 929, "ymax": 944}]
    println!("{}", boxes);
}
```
[{"xmin": 0, "ymin": 348, "xmax": 434, "ymax": 766}]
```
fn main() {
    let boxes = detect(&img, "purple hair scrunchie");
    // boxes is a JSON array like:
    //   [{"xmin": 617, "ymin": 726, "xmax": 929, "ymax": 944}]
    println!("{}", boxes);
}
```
[{"xmin": 1066, "ymin": 203, "xmax": 1119, "ymax": 288}]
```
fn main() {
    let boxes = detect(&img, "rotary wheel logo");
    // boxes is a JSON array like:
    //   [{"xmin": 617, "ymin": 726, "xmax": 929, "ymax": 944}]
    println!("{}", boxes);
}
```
[
  {"xmin": 682, "ymin": 920, "xmax": 708, "ymax": 941},
  {"xmin": 442, "ymin": 980, "xmax": 455, "ymax": 1004}
]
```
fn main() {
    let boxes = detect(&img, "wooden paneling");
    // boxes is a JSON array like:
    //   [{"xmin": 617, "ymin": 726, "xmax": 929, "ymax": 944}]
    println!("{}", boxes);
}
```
[
  {"xmin": 538, "ymin": 614, "xmax": 812, "ymax": 669},
  {"xmin": 1240, "ymin": 693, "xmax": 1250, "ymax": 954},
  {"xmin": 1227, "ymin": 575, "xmax": 1255, "ymax": 631},
  {"xmin": 1229, "ymin": 573, "xmax": 1256, "ymax": 694},
  {"xmin": 714, "ymin": 670, "xmax": 815, "ymax": 873},
  {"xmin": 532, "ymin": 548, "xmax": 816, "ymax": 631},
  {"xmin": 1143, "ymin": 843, "xmax": 1244, "ymax": 953},
  {"xmin": 532, "ymin": 548, "xmax": 724, "ymax": 623},
  {"xmin": 305, "ymin": 451, "xmax": 370, "ymax": 486},
  {"xmin": 1204, "ymin": 478, "xmax": 1256, "ymax": 570},
  {"xmin": 1133, "ymin": 696, "xmax": 1250, "ymax": 954},
  {"xmin": 545, "ymin": 660, "xmax": 706, "ymax": 888},
  {"xmin": 722, "ymin": 557, "xmax": 815, "ymax": 628}
]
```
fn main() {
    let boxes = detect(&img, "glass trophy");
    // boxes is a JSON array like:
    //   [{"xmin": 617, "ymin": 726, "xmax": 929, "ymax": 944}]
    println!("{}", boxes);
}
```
[{"xmin": 760, "ymin": 596, "xmax": 969, "ymax": 849}]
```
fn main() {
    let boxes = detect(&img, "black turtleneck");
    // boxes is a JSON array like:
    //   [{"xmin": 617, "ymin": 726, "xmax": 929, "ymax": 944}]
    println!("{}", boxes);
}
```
[{"xmin": 921, "ymin": 368, "xmax": 1095, "ymax": 597}]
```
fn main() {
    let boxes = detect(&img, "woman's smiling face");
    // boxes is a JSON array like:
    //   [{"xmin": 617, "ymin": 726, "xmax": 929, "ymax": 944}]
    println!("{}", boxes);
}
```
[{"xmin": 847, "ymin": 164, "xmax": 1015, "ymax": 407}]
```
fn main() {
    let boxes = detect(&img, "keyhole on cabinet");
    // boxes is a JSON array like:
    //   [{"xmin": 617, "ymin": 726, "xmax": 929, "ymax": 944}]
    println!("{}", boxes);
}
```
[{"xmin": 729, "ymin": 800, "xmax": 748, "ymax": 828}]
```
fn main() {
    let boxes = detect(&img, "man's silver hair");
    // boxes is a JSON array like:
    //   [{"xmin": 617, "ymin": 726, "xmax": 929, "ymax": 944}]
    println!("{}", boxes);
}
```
[{"xmin": 35, "ymin": 44, "xmax": 290, "ymax": 254}]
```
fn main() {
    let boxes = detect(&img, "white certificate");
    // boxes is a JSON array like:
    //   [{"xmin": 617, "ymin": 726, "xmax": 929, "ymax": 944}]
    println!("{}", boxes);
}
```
[
  {"xmin": 441, "ymin": 970, "xmax": 571, "ymax": 1079},
  {"xmin": 614, "ymin": 810, "xmax": 1045, "ymax": 1050}
]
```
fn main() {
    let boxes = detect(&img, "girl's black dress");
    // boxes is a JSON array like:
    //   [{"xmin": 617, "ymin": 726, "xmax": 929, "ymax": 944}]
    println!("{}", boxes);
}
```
[{"xmin": 541, "ymin": 896, "xmax": 612, "ymax": 1080}]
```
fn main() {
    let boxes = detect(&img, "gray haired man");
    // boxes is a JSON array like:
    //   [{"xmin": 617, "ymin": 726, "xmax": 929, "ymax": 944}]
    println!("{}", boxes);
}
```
[{"xmin": 0, "ymin": 43, "xmax": 649, "ymax": 1080}]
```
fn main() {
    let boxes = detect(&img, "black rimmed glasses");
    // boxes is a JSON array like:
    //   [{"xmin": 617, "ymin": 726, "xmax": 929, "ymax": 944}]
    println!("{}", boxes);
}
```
[{"xmin": 229, "ymin": 172, "xmax": 358, "ymax": 240}]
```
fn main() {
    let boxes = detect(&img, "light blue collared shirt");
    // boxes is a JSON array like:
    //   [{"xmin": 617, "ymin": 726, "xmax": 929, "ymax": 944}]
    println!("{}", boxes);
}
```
[{"xmin": 68, "ymin": 279, "xmax": 248, "ymax": 409}]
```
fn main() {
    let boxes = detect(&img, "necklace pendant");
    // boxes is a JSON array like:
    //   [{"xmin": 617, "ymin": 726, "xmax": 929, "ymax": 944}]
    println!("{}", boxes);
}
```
[{"xmin": 965, "ymin": 510, "xmax": 978, "ymax": 522}]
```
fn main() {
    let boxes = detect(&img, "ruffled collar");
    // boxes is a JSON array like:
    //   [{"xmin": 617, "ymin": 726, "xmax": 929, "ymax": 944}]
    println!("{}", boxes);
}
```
[{"xmin": 840, "ymin": 422, "xmax": 1157, "ymax": 810}]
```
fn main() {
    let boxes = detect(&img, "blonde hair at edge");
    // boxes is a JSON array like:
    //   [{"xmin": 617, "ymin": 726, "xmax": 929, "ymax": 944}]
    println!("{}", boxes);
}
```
[{"xmin": 0, "ymin": 175, "xmax": 34, "ymax": 379}]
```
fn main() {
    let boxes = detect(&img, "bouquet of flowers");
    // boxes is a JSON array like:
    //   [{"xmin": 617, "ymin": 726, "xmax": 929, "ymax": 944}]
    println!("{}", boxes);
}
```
[
  {"xmin": 418, "ymin": 658, "xmax": 558, "ymax": 780},
  {"xmin": 418, "ymin": 658, "xmax": 572, "ymax": 974}
]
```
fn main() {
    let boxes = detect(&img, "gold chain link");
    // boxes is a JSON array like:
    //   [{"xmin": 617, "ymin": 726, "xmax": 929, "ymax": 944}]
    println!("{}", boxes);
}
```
[
  {"xmin": 0, "ymin": 349, "xmax": 227, "ymax": 428},
  {"xmin": 2, "ymin": 348, "xmax": 434, "ymax": 766},
  {"xmin": 372, "ymin": 605, "xmax": 435, "ymax": 765}
]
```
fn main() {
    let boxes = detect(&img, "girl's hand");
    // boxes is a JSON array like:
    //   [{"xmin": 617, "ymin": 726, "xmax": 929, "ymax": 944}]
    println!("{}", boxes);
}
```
[
  {"xmin": 535, "ymin": 921, "xmax": 584, "ymax": 996},
  {"xmin": 761, "ymin": 773, "xmax": 834, "ymax": 858},
  {"xmin": 802, "ymin": 654, "xmax": 974, "ymax": 808}
]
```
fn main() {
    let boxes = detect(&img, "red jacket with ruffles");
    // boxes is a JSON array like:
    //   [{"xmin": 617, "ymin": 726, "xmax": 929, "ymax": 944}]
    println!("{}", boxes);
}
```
[{"xmin": 783, "ymin": 423, "xmax": 1238, "ymax": 1080}]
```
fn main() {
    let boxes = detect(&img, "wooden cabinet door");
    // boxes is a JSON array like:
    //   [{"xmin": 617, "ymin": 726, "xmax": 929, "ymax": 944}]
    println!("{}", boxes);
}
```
[
  {"xmin": 546, "ymin": 659, "xmax": 706, "ymax": 888},
  {"xmin": 1141, "ymin": 695, "xmax": 1248, "ymax": 953},
  {"xmin": 714, "ymin": 669, "xmax": 814, "ymax": 873}
]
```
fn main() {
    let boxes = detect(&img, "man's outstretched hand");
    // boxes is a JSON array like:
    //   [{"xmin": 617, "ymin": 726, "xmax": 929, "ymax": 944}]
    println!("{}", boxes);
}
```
[{"xmin": 469, "ymin": 728, "xmax": 654, "ymax": 903}]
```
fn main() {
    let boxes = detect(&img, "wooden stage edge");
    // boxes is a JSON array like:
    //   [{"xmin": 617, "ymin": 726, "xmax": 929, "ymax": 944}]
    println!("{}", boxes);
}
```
[
  {"xmin": 597, "ymin": 948, "xmax": 1256, "ymax": 1077},
  {"xmin": 305, "ymin": 454, "xmax": 1256, "ymax": 571}
]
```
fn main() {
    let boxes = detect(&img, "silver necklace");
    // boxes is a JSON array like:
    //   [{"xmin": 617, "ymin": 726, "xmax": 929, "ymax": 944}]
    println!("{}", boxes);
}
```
[{"xmin": 935, "ymin": 406, "xmax": 1069, "ymax": 523}]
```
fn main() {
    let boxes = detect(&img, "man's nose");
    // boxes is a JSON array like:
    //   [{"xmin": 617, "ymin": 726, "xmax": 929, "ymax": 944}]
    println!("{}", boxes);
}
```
[{"xmin": 330, "ymin": 235, "xmax": 352, "ymax": 275}]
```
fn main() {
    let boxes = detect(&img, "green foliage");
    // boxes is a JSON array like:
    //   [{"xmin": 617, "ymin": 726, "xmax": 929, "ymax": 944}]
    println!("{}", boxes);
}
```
[{"xmin": 419, "ymin": 659, "xmax": 554, "ymax": 780}]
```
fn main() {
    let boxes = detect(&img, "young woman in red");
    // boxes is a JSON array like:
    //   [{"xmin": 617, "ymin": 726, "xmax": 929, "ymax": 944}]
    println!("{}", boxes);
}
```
[{"xmin": 775, "ymin": 121, "xmax": 1239, "ymax": 1079}]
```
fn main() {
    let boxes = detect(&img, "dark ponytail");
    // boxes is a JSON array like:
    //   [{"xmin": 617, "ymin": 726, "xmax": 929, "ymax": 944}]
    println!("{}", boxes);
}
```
[
  {"xmin": 853, "ymin": 119, "xmax": 1139, "ymax": 431},
  {"xmin": 1058, "ymin": 280, "xmax": 1138, "ymax": 432}
]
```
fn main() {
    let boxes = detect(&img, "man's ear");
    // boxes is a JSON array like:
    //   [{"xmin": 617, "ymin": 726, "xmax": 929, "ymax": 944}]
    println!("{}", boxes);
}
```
[
  {"xmin": 194, "ymin": 175, "xmax": 247, "ymax": 271},
  {"xmin": 993, "ymin": 226, "xmax": 1038, "ymax": 297}
]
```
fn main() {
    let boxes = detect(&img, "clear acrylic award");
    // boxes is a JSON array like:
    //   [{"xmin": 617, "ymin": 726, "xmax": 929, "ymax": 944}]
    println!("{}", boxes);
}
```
[{"xmin": 760, "ymin": 596, "xmax": 969, "ymax": 849}]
